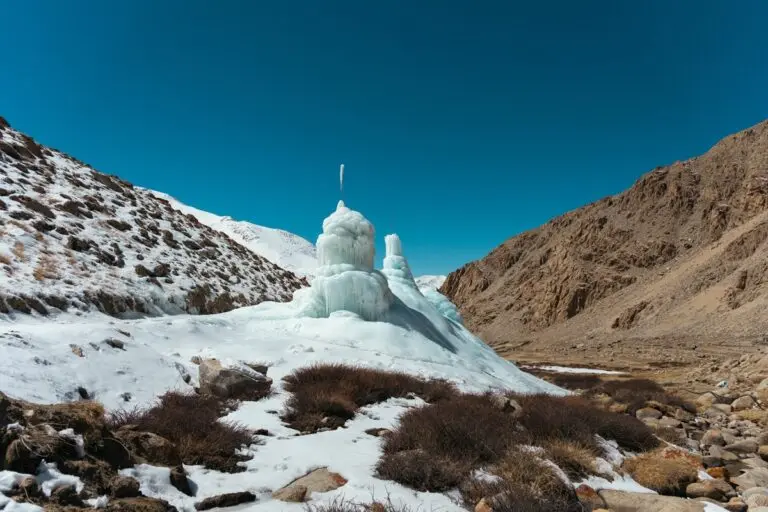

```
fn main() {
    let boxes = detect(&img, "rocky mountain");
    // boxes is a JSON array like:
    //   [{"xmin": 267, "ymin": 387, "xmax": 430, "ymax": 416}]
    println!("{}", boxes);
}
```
[
  {"xmin": 441, "ymin": 119, "xmax": 768, "ymax": 368},
  {"xmin": 149, "ymin": 191, "xmax": 318, "ymax": 278},
  {"xmin": 0, "ymin": 117, "xmax": 306, "ymax": 317}
]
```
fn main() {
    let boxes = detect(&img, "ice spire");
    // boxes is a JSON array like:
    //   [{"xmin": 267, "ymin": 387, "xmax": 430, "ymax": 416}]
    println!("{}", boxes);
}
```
[{"xmin": 339, "ymin": 164, "xmax": 345, "ymax": 201}]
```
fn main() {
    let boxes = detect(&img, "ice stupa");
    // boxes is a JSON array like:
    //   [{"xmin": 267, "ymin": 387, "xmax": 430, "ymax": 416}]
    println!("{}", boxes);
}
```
[{"xmin": 297, "ymin": 200, "xmax": 394, "ymax": 321}]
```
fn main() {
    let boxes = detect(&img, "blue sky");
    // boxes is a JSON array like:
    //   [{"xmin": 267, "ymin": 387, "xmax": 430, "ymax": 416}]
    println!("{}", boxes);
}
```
[{"xmin": 3, "ymin": 1, "xmax": 767, "ymax": 275}]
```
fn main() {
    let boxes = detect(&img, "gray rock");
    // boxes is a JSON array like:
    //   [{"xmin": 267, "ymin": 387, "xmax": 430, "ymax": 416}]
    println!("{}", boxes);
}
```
[
  {"xmin": 725, "ymin": 439, "xmax": 759, "ymax": 454},
  {"xmin": 712, "ymin": 403, "xmax": 733, "ymax": 415},
  {"xmin": 686, "ymin": 479, "xmax": 735, "ymax": 501},
  {"xmin": 636, "ymin": 407, "xmax": 663, "ymax": 420},
  {"xmin": 660, "ymin": 416, "xmax": 683, "ymax": 429},
  {"xmin": 702, "ymin": 429, "xmax": 726, "ymax": 447},
  {"xmin": 198, "ymin": 358, "xmax": 272, "ymax": 400},
  {"xmin": 599, "ymin": 489, "xmax": 705, "ymax": 511},
  {"xmin": 731, "ymin": 395, "xmax": 755, "ymax": 411},
  {"xmin": 742, "ymin": 487, "xmax": 768, "ymax": 499},
  {"xmin": 747, "ymin": 494, "xmax": 768, "ymax": 508},
  {"xmin": 731, "ymin": 467, "xmax": 768, "ymax": 490}
]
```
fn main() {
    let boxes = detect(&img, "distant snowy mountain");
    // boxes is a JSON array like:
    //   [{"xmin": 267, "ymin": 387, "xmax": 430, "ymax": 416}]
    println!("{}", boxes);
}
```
[
  {"xmin": 415, "ymin": 274, "xmax": 446, "ymax": 292},
  {"xmin": 0, "ymin": 117, "xmax": 305, "ymax": 317},
  {"xmin": 149, "ymin": 191, "xmax": 317, "ymax": 277}
]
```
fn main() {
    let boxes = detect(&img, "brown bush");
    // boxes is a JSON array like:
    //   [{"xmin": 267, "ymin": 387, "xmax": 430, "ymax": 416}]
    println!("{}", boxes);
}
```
[
  {"xmin": 540, "ymin": 439, "xmax": 600, "ymax": 480},
  {"xmin": 622, "ymin": 447, "xmax": 700, "ymax": 496},
  {"xmin": 108, "ymin": 392, "xmax": 252, "ymax": 473},
  {"xmin": 528, "ymin": 371, "xmax": 603, "ymax": 391},
  {"xmin": 281, "ymin": 363, "xmax": 457, "ymax": 433},
  {"xmin": 460, "ymin": 450, "xmax": 581, "ymax": 512},
  {"xmin": 591, "ymin": 379, "xmax": 694, "ymax": 414},
  {"xmin": 304, "ymin": 497, "xmax": 415, "ymax": 512},
  {"xmin": 11, "ymin": 241, "xmax": 25, "ymax": 261}
]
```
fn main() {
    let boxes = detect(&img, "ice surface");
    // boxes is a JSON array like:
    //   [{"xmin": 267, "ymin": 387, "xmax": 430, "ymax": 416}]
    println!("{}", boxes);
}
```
[{"xmin": 297, "ymin": 201, "xmax": 393, "ymax": 321}]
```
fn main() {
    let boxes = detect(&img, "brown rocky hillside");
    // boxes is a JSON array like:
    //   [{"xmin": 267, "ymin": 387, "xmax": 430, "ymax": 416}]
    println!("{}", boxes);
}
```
[
  {"xmin": 441, "ymin": 119, "xmax": 768, "ymax": 369},
  {"xmin": 0, "ymin": 116, "xmax": 307, "ymax": 317}
]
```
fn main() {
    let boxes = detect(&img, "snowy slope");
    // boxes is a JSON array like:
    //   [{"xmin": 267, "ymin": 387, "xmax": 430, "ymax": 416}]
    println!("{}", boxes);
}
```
[
  {"xmin": 0, "ymin": 199, "xmax": 564, "ymax": 511},
  {"xmin": 415, "ymin": 274, "xmax": 446, "ymax": 292},
  {"xmin": 150, "ymin": 191, "xmax": 317, "ymax": 277},
  {"xmin": 0, "ymin": 118, "xmax": 306, "ymax": 317}
]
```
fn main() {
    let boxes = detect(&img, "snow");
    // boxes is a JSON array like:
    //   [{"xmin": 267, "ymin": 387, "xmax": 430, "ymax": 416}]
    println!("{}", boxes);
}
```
[
  {"xmin": 0, "ymin": 199, "xmax": 563, "ymax": 509},
  {"xmin": 414, "ymin": 275, "xmax": 446, "ymax": 293},
  {"xmin": 149, "ymin": 190, "xmax": 317, "ymax": 278},
  {"xmin": 522, "ymin": 365, "xmax": 626, "ymax": 375}
]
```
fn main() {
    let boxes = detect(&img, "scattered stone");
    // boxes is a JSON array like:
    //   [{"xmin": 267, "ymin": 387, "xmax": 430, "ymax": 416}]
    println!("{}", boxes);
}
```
[
  {"xmin": 170, "ymin": 465, "xmax": 193, "ymax": 496},
  {"xmin": 702, "ymin": 429, "xmax": 726, "ymax": 447},
  {"xmin": 105, "ymin": 338, "xmax": 126, "ymax": 350},
  {"xmin": 747, "ymin": 494, "xmax": 768, "ymax": 508},
  {"xmin": 725, "ymin": 440, "xmax": 759, "ymax": 454},
  {"xmin": 194, "ymin": 491, "xmax": 256, "ymax": 510},
  {"xmin": 198, "ymin": 358, "xmax": 272, "ymax": 400},
  {"xmin": 599, "ymin": 489, "xmax": 706, "ymax": 511},
  {"xmin": 707, "ymin": 467, "xmax": 728, "ymax": 479},
  {"xmin": 365, "ymin": 428, "xmax": 392, "ymax": 437},
  {"xmin": 724, "ymin": 497, "xmax": 748, "ymax": 512},
  {"xmin": 636, "ymin": 407, "xmax": 663, "ymax": 420},
  {"xmin": 111, "ymin": 476, "xmax": 141, "ymax": 499},
  {"xmin": 490, "ymin": 395, "xmax": 523, "ymax": 417},
  {"xmin": 697, "ymin": 393, "xmax": 718, "ymax": 410},
  {"xmin": 576, "ymin": 484, "xmax": 606, "ymax": 509},
  {"xmin": 712, "ymin": 404, "xmax": 733, "ymax": 415},
  {"xmin": 70, "ymin": 344, "xmax": 85, "ymax": 357},
  {"xmin": 732, "ymin": 467, "xmax": 768, "ymax": 489},
  {"xmin": 686, "ymin": 479, "xmax": 735, "ymax": 501},
  {"xmin": 660, "ymin": 416, "xmax": 683, "ymax": 428},
  {"xmin": 732, "ymin": 395, "xmax": 756, "ymax": 411},
  {"xmin": 271, "ymin": 467, "xmax": 347, "ymax": 503},
  {"xmin": 114, "ymin": 428, "xmax": 182, "ymax": 466}
]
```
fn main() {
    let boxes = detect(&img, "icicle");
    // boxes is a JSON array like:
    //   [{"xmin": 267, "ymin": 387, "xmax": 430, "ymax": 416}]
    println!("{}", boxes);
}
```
[{"xmin": 339, "ymin": 164, "xmax": 345, "ymax": 199}]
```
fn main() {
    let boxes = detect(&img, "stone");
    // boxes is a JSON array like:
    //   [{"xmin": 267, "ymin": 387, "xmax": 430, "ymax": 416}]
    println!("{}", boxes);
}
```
[
  {"xmin": 70, "ymin": 344, "xmax": 85, "ymax": 357},
  {"xmin": 111, "ymin": 476, "xmax": 141, "ymax": 499},
  {"xmin": 190, "ymin": 355, "xmax": 201, "ymax": 365},
  {"xmin": 674, "ymin": 408, "xmax": 696, "ymax": 422},
  {"xmin": 723, "ymin": 497, "xmax": 747, "ymax": 512},
  {"xmin": 18, "ymin": 477, "xmax": 39, "ymax": 497},
  {"xmin": 706, "ymin": 467, "xmax": 728, "ymax": 479},
  {"xmin": 474, "ymin": 498, "xmax": 492, "ymax": 512},
  {"xmin": 272, "ymin": 467, "xmax": 347, "ymax": 502},
  {"xmin": 659, "ymin": 416, "xmax": 683, "ymax": 428},
  {"xmin": 198, "ymin": 358, "xmax": 272, "ymax": 400},
  {"xmin": 747, "ymin": 494, "xmax": 768, "ymax": 508},
  {"xmin": 742, "ymin": 486, "xmax": 768, "ymax": 499},
  {"xmin": 702, "ymin": 429, "xmax": 726, "ymax": 447},
  {"xmin": 702, "ymin": 455, "xmax": 724, "ymax": 468},
  {"xmin": 490, "ymin": 395, "xmax": 523, "ymax": 417},
  {"xmin": 114, "ymin": 428, "xmax": 181, "ymax": 466},
  {"xmin": 576, "ymin": 484, "xmax": 606, "ymax": 509},
  {"xmin": 52, "ymin": 484, "xmax": 85, "ymax": 507},
  {"xmin": 759, "ymin": 445, "xmax": 768, "ymax": 461},
  {"xmin": 731, "ymin": 395, "xmax": 756, "ymax": 411},
  {"xmin": 732, "ymin": 467, "xmax": 768, "ymax": 489},
  {"xmin": 104, "ymin": 338, "xmax": 126, "ymax": 350},
  {"xmin": 272, "ymin": 484, "xmax": 308, "ymax": 503},
  {"xmin": 686, "ymin": 479, "xmax": 735, "ymax": 501},
  {"xmin": 364, "ymin": 428, "xmax": 391, "ymax": 437},
  {"xmin": 170, "ymin": 465, "xmax": 193, "ymax": 496},
  {"xmin": 697, "ymin": 392, "xmax": 718, "ymax": 410},
  {"xmin": 710, "ymin": 446, "xmax": 740, "ymax": 462},
  {"xmin": 194, "ymin": 492, "xmax": 256, "ymax": 510},
  {"xmin": 599, "ymin": 489, "xmax": 706, "ymax": 511},
  {"xmin": 712, "ymin": 403, "xmax": 733, "ymax": 415},
  {"xmin": 636, "ymin": 407, "xmax": 663, "ymax": 420},
  {"xmin": 725, "ymin": 439, "xmax": 759, "ymax": 454}
]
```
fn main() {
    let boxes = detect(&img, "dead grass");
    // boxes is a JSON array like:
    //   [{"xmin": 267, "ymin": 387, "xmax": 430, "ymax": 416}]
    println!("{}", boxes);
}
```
[
  {"xmin": 281, "ymin": 363, "xmax": 457, "ymax": 433},
  {"xmin": 540, "ymin": 439, "xmax": 601, "ymax": 480},
  {"xmin": 33, "ymin": 255, "xmax": 58, "ymax": 281},
  {"xmin": 652, "ymin": 425, "xmax": 687, "ymax": 446},
  {"xmin": 376, "ymin": 391, "xmax": 658, "ymax": 495},
  {"xmin": 589, "ymin": 379, "xmax": 695, "ymax": 415},
  {"xmin": 303, "ymin": 496, "xmax": 417, "ymax": 512},
  {"xmin": 11, "ymin": 241, "xmax": 25, "ymax": 261},
  {"xmin": 622, "ymin": 447, "xmax": 700, "ymax": 496},
  {"xmin": 0, "ymin": 253, "xmax": 10, "ymax": 265},
  {"xmin": 108, "ymin": 391, "xmax": 253, "ymax": 472},
  {"xmin": 460, "ymin": 449, "xmax": 580, "ymax": 512},
  {"xmin": 736, "ymin": 409, "xmax": 768, "ymax": 425}
]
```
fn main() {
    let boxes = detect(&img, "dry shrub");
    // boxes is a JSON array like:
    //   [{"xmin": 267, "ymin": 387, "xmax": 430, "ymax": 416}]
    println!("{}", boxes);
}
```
[
  {"xmin": 460, "ymin": 450, "xmax": 581, "ymax": 512},
  {"xmin": 0, "ymin": 253, "xmax": 10, "ymax": 265},
  {"xmin": 540, "ymin": 439, "xmax": 601, "ymax": 480},
  {"xmin": 11, "ymin": 241, "xmax": 25, "ymax": 261},
  {"xmin": 737, "ymin": 409, "xmax": 768, "ymax": 425},
  {"xmin": 33, "ymin": 255, "xmax": 58, "ymax": 281},
  {"xmin": 513, "ymin": 394, "xmax": 659, "ymax": 453},
  {"xmin": 622, "ymin": 447, "xmax": 700, "ymax": 496},
  {"xmin": 652, "ymin": 425, "xmax": 687, "ymax": 446},
  {"xmin": 304, "ymin": 496, "xmax": 416, "ymax": 512},
  {"xmin": 591, "ymin": 379, "xmax": 694, "ymax": 415},
  {"xmin": 538, "ymin": 372, "xmax": 603, "ymax": 391},
  {"xmin": 108, "ymin": 391, "xmax": 252, "ymax": 472},
  {"xmin": 281, "ymin": 363, "xmax": 457, "ymax": 433}
]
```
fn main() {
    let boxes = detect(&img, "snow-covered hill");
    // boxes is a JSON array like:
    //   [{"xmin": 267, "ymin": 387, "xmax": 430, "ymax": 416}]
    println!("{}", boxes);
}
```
[
  {"xmin": 149, "ymin": 191, "xmax": 317, "ymax": 277},
  {"xmin": 415, "ymin": 274, "xmax": 446, "ymax": 292},
  {"xmin": 0, "ymin": 117, "xmax": 306, "ymax": 317}
]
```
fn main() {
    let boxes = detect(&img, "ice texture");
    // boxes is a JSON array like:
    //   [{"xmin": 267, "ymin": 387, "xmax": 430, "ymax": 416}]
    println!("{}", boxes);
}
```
[
  {"xmin": 297, "ymin": 201, "xmax": 393, "ymax": 321},
  {"xmin": 381, "ymin": 234, "xmax": 417, "ymax": 289}
]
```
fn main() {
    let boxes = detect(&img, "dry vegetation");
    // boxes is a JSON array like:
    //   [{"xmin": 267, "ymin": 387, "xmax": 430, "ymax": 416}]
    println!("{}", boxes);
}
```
[
  {"xmin": 621, "ymin": 447, "xmax": 700, "ymax": 496},
  {"xmin": 33, "ymin": 254, "xmax": 58, "ymax": 281},
  {"xmin": 108, "ymin": 391, "xmax": 253, "ymax": 472},
  {"xmin": 281, "ymin": 363, "xmax": 457, "ymax": 433},
  {"xmin": 11, "ymin": 241, "xmax": 25, "ymax": 261},
  {"xmin": 0, "ymin": 252, "xmax": 10, "ymax": 265}
]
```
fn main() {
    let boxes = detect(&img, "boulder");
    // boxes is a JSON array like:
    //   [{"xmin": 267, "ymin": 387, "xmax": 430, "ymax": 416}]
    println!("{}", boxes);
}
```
[
  {"xmin": 636, "ymin": 407, "xmax": 663, "ymax": 420},
  {"xmin": 731, "ymin": 467, "xmax": 768, "ymax": 489},
  {"xmin": 725, "ymin": 440, "xmax": 759, "ymax": 454},
  {"xmin": 731, "ymin": 395, "xmax": 756, "ymax": 411},
  {"xmin": 702, "ymin": 429, "xmax": 726, "ymax": 447},
  {"xmin": 474, "ymin": 498, "xmax": 493, "ymax": 512},
  {"xmin": 723, "ymin": 497, "xmax": 747, "ymax": 512},
  {"xmin": 685, "ymin": 479, "xmax": 735, "ymax": 501},
  {"xmin": 711, "ymin": 404, "xmax": 733, "ymax": 415},
  {"xmin": 758, "ymin": 445, "xmax": 768, "ymax": 461},
  {"xmin": 697, "ymin": 393, "xmax": 718, "ymax": 410},
  {"xmin": 659, "ymin": 416, "xmax": 683, "ymax": 429},
  {"xmin": 114, "ymin": 427, "xmax": 181, "ymax": 466},
  {"xmin": 170, "ymin": 465, "xmax": 193, "ymax": 496},
  {"xmin": 576, "ymin": 484, "xmax": 606, "ymax": 509},
  {"xmin": 271, "ymin": 467, "xmax": 347, "ymax": 502},
  {"xmin": 747, "ymin": 494, "xmax": 768, "ymax": 508},
  {"xmin": 198, "ymin": 358, "xmax": 272, "ymax": 400},
  {"xmin": 599, "ymin": 489, "xmax": 706, "ymax": 511},
  {"xmin": 194, "ymin": 492, "xmax": 256, "ymax": 510},
  {"xmin": 111, "ymin": 476, "xmax": 141, "ymax": 499}
]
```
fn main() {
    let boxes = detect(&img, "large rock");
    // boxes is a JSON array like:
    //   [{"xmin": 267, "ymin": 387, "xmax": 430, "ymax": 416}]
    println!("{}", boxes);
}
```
[
  {"xmin": 725, "ymin": 439, "xmax": 759, "ymax": 454},
  {"xmin": 686, "ymin": 479, "xmax": 735, "ymax": 501},
  {"xmin": 111, "ymin": 476, "xmax": 141, "ymax": 499},
  {"xmin": 194, "ymin": 492, "xmax": 256, "ymax": 510},
  {"xmin": 198, "ymin": 358, "xmax": 272, "ymax": 400},
  {"xmin": 114, "ymin": 427, "xmax": 181, "ymax": 466},
  {"xmin": 702, "ymin": 429, "xmax": 726, "ymax": 447},
  {"xmin": 272, "ymin": 467, "xmax": 347, "ymax": 502},
  {"xmin": 732, "ymin": 467, "xmax": 768, "ymax": 490},
  {"xmin": 599, "ymin": 489, "xmax": 706, "ymax": 511},
  {"xmin": 636, "ymin": 407, "xmax": 663, "ymax": 420},
  {"xmin": 731, "ymin": 395, "xmax": 756, "ymax": 411}
]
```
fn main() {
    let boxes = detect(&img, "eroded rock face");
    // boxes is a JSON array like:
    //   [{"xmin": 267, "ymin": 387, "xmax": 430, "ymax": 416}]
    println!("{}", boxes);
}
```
[{"xmin": 440, "ymin": 119, "xmax": 768, "ymax": 363}]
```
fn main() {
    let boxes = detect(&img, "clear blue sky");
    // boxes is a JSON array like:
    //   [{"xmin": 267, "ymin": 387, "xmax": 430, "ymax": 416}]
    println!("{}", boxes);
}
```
[{"xmin": 3, "ymin": 1, "xmax": 767, "ymax": 275}]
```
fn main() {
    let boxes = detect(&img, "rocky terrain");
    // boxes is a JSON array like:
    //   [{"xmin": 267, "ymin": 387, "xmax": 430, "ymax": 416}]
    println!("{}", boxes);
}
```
[
  {"xmin": 0, "ymin": 117, "xmax": 306, "ymax": 317},
  {"xmin": 441, "ymin": 119, "xmax": 768, "ymax": 369}
]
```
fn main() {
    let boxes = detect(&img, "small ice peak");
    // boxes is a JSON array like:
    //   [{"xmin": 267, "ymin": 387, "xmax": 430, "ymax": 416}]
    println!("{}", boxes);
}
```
[
  {"xmin": 385, "ymin": 234, "xmax": 403, "ymax": 257},
  {"xmin": 337, "ymin": 200, "xmax": 347, "ymax": 212}
]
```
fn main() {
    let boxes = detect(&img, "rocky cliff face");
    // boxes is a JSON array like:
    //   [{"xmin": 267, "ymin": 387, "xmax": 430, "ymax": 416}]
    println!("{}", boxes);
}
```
[
  {"xmin": 441, "ymin": 120, "xmax": 768, "ymax": 366},
  {"xmin": 0, "ymin": 116, "xmax": 307, "ymax": 317}
]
